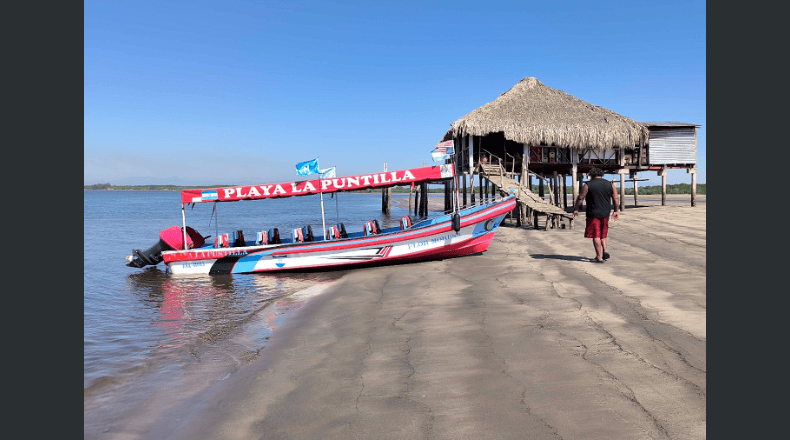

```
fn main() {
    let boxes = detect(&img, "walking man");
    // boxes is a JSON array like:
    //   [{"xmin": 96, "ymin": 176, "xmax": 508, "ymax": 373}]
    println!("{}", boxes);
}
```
[{"xmin": 573, "ymin": 167, "xmax": 619, "ymax": 263}]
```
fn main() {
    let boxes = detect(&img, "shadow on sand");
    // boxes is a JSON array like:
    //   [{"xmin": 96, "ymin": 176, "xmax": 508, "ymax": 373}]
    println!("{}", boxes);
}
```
[{"xmin": 529, "ymin": 254, "xmax": 592, "ymax": 262}]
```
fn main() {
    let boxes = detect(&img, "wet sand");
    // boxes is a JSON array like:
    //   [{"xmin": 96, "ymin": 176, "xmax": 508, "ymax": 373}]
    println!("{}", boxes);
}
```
[{"xmin": 113, "ymin": 202, "xmax": 706, "ymax": 439}]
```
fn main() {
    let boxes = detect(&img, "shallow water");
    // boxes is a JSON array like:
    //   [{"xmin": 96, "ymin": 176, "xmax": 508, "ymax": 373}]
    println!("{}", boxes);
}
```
[{"xmin": 84, "ymin": 190, "xmax": 414, "ymax": 435}]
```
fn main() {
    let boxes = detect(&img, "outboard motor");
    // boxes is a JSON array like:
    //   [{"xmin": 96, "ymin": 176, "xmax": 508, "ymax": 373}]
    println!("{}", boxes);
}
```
[
  {"xmin": 126, "ymin": 226, "xmax": 206, "ymax": 268},
  {"xmin": 125, "ymin": 239, "xmax": 173, "ymax": 268}
]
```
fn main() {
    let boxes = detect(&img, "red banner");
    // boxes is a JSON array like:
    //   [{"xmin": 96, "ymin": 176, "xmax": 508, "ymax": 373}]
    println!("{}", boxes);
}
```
[{"xmin": 181, "ymin": 165, "xmax": 454, "ymax": 204}]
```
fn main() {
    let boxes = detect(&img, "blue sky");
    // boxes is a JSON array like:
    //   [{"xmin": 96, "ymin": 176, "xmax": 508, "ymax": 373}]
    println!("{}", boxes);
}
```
[{"xmin": 85, "ymin": 0, "xmax": 706, "ymax": 187}]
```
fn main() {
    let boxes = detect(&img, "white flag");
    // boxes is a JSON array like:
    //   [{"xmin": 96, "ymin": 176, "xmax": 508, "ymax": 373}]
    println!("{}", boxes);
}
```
[{"xmin": 320, "ymin": 167, "xmax": 336, "ymax": 178}]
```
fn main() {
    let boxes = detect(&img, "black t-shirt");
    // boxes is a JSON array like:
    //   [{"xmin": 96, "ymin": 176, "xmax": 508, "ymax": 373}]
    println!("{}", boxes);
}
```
[{"xmin": 585, "ymin": 178, "xmax": 613, "ymax": 219}]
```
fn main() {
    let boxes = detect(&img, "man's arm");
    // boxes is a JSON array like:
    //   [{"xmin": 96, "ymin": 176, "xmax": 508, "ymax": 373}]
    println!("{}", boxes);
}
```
[
  {"xmin": 611, "ymin": 182, "xmax": 619, "ymax": 221},
  {"xmin": 573, "ymin": 184, "xmax": 588, "ymax": 218}
]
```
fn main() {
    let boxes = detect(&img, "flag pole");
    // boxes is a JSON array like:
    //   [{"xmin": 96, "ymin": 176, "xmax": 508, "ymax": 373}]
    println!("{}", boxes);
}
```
[
  {"xmin": 320, "ymin": 192, "xmax": 327, "ymax": 240},
  {"xmin": 452, "ymin": 149, "xmax": 461, "ymax": 213},
  {"xmin": 335, "ymin": 187, "xmax": 340, "ymax": 224},
  {"xmin": 317, "ymin": 157, "xmax": 327, "ymax": 240}
]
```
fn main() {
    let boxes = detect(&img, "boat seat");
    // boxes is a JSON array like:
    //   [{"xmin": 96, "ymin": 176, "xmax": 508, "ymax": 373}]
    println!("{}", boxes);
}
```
[
  {"xmin": 292, "ymin": 228, "xmax": 304, "ymax": 243},
  {"xmin": 256, "ymin": 230, "xmax": 269, "ymax": 245},
  {"xmin": 268, "ymin": 228, "xmax": 281, "ymax": 244},
  {"xmin": 326, "ymin": 225, "xmax": 340, "ymax": 240},
  {"xmin": 232, "ymin": 230, "xmax": 245, "ymax": 247},
  {"xmin": 215, "ymin": 233, "xmax": 230, "ymax": 248},
  {"xmin": 400, "ymin": 216, "xmax": 412, "ymax": 230},
  {"xmin": 364, "ymin": 220, "xmax": 381, "ymax": 236},
  {"xmin": 302, "ymin": 225, "xmax": 314, "ymax": 242}
]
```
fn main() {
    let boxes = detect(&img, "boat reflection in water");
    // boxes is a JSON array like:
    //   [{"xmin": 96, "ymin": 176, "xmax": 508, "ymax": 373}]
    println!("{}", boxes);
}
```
[
  {"xmin": 84, "ymin": 268, "xmax": 344, "ymax": 437},
  {"xmin": 126, "ymin": 268, "xmax": 343, "ymax": 354}
]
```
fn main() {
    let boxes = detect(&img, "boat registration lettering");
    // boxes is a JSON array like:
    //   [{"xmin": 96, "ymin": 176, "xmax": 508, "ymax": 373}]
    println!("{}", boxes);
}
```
[
  {"xmin": 407, "ymin": 240, "xmax": 430, "ymax": 250},
  {"xmin": 430, "ymin": 232, "xmax": 459, "ymax": 244},
  {"xmin": 407, "ymin": 232, "xmax": 459, "ymax": 250},
  {"xmin": 182, "ymin": 261, "xmax": 206, "ymax": 269}
]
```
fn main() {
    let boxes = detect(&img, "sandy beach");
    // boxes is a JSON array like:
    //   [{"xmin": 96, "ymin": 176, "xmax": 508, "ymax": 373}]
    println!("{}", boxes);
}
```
[{"xmin": 108, "ymin": 200, "xmax": 706, "ymax": 439}]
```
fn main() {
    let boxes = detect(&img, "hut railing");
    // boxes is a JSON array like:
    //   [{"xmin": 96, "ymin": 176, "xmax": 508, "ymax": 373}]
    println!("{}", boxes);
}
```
[{"xmin": 478, "ymin": 151, "xmax": 556, "ymax": 206}]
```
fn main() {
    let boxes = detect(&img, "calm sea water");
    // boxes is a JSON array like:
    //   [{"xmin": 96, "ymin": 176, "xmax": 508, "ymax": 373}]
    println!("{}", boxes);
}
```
[{"xmin": 84, "ymin": 190, "xmax": 416, "ymax": 434}]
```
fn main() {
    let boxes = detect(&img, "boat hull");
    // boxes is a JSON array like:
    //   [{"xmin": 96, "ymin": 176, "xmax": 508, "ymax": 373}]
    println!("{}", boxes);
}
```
[{"xmin": 162, "ymin": 197, "xmax": 516, "ymax": 275}]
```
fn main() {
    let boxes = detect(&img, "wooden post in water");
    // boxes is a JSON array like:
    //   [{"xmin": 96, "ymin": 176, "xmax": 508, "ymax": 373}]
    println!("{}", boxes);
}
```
[
  {"xmin": 444, "ymin": 180, "xmax": 450, "ymax": 213},
  {"xmin": 421, "ymin": 182, "xmax": 428, "ymax": 217},
  {"xmin": 406, "ymin": 184, "xmax": 414, "ymax": 215},
  {"xmin": 381, "ymin": 162, "xmax": 390, "ymax": 214},
  {"xmin": 462, "ymin": 173, "xmax": 467, "ymax": 207},
  {"xmin": 413, "ymin": 185, "xmax": 420, "ymax": 216}
]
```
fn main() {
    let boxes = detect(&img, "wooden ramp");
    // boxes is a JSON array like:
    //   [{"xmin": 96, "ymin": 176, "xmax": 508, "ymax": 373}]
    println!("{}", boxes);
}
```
[{"xmin": 478, "ymin": 162, "xmax": 574, "ymax": 230}]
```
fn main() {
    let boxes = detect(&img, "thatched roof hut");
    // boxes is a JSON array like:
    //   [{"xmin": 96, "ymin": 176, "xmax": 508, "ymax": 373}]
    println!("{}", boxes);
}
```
[{"xmin": 441, "ymin": 77, "xmax": 649, "ymax": 150}]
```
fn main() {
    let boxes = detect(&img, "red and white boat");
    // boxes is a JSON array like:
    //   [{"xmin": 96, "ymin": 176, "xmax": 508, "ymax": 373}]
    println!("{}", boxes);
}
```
[{"xmin": 126, "ymin": 164, "xmax": 516, "ymax": 275}]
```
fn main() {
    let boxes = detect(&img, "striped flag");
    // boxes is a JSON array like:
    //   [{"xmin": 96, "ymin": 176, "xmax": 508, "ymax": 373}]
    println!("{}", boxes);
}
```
[
  {"xmin": 201, "ymin": 190, "xmax": 218, "ymax": 201},
  {"xmin": 434, "ymin": 140, "xmax": 454, "ymax": 155},
  {"xmin": 431, "ymin": 140, "xmax": 455, "ymax": 162}
]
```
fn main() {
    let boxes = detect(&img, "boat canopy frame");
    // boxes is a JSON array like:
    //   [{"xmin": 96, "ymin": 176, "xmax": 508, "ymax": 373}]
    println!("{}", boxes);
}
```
[{"xmin": 176, "ymin": 164, "xmax": 456, "ymax": 249}]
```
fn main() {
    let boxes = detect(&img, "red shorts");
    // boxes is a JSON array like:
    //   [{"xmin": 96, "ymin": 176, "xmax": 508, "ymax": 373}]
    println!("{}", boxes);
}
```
[{"xmin": 584, "ymin": 217, "xmax": 609, "ymax": 239}]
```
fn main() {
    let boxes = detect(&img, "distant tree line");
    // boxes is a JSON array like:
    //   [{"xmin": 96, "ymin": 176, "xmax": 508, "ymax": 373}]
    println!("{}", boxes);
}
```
[{"xmin": 86, "ymin": 183, "xmax": 112, "ymax": 190}]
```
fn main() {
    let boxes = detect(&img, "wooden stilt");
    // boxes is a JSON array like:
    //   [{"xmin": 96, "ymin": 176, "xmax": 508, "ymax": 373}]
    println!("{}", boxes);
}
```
[
  {"xmin": 691, "ymin": 168, "xmax": 697, "ymax": 207},
  {"xmin": 572, "ymin": 164, "xmax": 578, "ymax": 204},
  {"xmin": 448, "ymin": 181, "xmax": 452, "ymax": 212},
  {"xmin": 381, "ymin": 162, "xmax": 390, "ymax": 215},
  {"xmin": 406, "ymin": 183, "xmax": 414, "ymax": 213},
  {"xmin": 470, "ymin": 171, "xmax": 476, "ymax": 205},
  {"xmin": 660, "ymin": 167, "xmax": 667, "ymax": 206},
  {"xmin": 620, "ymin": 172, "xmax": 626, "ymax": 213},
  {"xmin": 462, "ymin": 173, "xmax": 467, "ymax": 207},
  {"xmin": 424, "ymin": 182, "xmax": 429, "ymax": 216},
  {"xmin": 553, "ymin": 171, "xmax": 559, "ymax": 206},
  {"xmin": 521, "ymin": 143, "xmax": 529, "ymax": 187},
  {"xmin": 414, "ymin": 186, "xmax": 419, "ymax": 216}
]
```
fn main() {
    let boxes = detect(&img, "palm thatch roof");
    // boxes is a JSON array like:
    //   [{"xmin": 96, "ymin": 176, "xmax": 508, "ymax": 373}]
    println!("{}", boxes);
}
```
[{"xmin": 442, "ymin": 77, "xmax": 649, "ymax": 150}]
